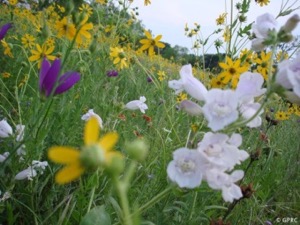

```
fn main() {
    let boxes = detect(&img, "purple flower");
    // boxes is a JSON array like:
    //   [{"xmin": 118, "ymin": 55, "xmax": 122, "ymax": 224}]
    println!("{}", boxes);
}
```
[
  {"xmin": 106, "ymin": 70, "xmax": 118, "ymax": 77},
  {"xmin": 39, "ymin": 58, "xmax": 80, "ymax": 97},
  {"xmin": 147, "ymin": 76, "xmax": 153, "ymax": 83},
  {"xmin": 0, "ymin": 23, "xmax": 12, "ymax": 40}
]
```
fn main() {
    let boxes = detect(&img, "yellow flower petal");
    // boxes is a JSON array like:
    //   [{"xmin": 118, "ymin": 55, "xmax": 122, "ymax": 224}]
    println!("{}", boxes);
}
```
[
  {"xmin": 48, "ymin": 146, "xmax": 80, "ymax": 164},
  {"xmin": 145, "ymin": 30, "xmax": 152, "ymax": 39},
  {"xmin": 98, "ymin": 132, "xmax": 119, "ymax": 152},
  {"xmin": 55, "ymin": 163, "xmax": 85, "ymax": 184},
  {"xmin": 84, "ymin": 116, "xmax": 99, "ymax": 145},
  {"xmin": 156, "ymin": 42, "xmax": 165, "ymax": 48}
]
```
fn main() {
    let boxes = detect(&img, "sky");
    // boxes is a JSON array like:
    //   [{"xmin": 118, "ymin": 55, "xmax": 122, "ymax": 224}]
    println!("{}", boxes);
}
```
[{"xmin": 130, "ymin": 0, "xmax": 300, "ymax": 54}]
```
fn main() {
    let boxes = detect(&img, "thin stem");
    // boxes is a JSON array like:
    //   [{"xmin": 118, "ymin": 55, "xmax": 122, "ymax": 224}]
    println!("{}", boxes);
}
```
[
  {"xmin": 87, "ymin": 186, "xmax": 96, "ymax": 213},
  {"xmin": 134, "ymin": 186, "xmax": 172, "ymax": 215}
]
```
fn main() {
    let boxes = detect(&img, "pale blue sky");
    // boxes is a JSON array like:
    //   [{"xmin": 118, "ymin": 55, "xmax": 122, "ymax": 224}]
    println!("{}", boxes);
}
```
[{"xmin": 130, "ymin": 0, "xmax": 300, "ymax": 54}]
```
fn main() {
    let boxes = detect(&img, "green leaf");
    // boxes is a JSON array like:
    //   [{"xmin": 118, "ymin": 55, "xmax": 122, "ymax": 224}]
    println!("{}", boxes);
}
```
[{"xmin": 80, "ymin": 206, "xmax": 111, "ymax": 225}]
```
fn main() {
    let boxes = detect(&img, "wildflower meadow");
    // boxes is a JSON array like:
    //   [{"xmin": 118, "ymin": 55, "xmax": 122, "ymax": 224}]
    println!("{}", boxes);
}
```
[{"xmin": 0, "ymin": 0, "xmax": 300, "ymax": 224}]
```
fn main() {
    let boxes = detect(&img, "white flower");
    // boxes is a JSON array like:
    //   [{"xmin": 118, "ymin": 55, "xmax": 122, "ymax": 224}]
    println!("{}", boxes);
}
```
[
  {"xmin": 32, "ymin": 160, "xmax": 48, "ymax": 174},
  {"xmin": 15, "ymin": 124, "xmax": 25, "ymax": 142},
  {"xmin": 15, "ymin": 160, "xmax": 48, "ymax": 180},
  {"xmin": 202, "ymin": 89, "xmax": 239, "ymax": 131},
  {"xmin": 168, "ymin": 79, "xmax": 184, "ymax": 94},
  {"xmin": 125, "ymin": 96, "xmax": 148, "ymax": 114},
  {"xmin": 205, "ymin": 169, "xmax": 244, "ymax": 203},
  {"xmin": 167, "ymin": 148, "xmax": 205, "ymax": 188},
  {"xmin": 15, "ymin": 166, "xmax": 37, "ymax": 180},
  {"xmin": 276, "ymin": 54, "xmax": 300, "ymax": 103},
  {"xmin": 239, "ymin": 101, "xmax": 263, "ymax": 128},
  {"xmin": 0, "ymin": 152, "xmax": 9, "ymax": 163},
  {"xmin": 236, "ymin": 72, "xmax": 266, "ymax": 103},
  {"xmin": 179, "ymin": 64, "xmax": 207, "ymax": 101},
  {"xmin": 197, "ymin": 132, "xmax": 249, "ymax": 172},
  {"xmin": 180, "ymin": 100, "xmax": 202, "ymax": 116},
  {"xmin": 81, "ymin": 109, "xmax": 103, "ymax": 128},
  {"xmin": 0, "ymin": 119, "xmax": 13, "ymax": 138},
  {"xmin": 251, "ymin": 13, "xmax": 278, "ymax": 51}
]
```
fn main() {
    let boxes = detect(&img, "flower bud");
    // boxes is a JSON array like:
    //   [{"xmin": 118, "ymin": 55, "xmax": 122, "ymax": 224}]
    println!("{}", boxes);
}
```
[
  {"xmin": 180, "ymin": 100, "xmax": 202, "ymax": 116},
  {"xmin": 125, "ymin": 139, "xmax": 149, "ymax": 162},
  {"xmin": 0, "ymin": 120, "xmax": 13, "ymax": 138},
  {"xmin": 281, "ymin": 14, "xmax": 300, "ymax": 33},
  {"xmin": 80, "ymin": 145, "xmax": 105, "ymax": 170},
  {"xmin": 106, "ymin": 153, "xmax": 124, "ymax": 176}
]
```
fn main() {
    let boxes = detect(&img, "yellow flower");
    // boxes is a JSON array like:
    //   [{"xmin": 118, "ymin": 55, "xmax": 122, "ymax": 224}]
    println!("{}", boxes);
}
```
[
  {"xmin": 218, "ymin": 56, "xmax": 249, "ymax": 89},
  {"xmin": 144, "ymin": 0, "xmax": 151, "ymax": 6},
  {"xmin": 276, "ymin": 50, "xmax": 289, "ymax": 62},
  {"xmin": 216, "ymin": 13, "xmax": 227, "ymax": 25},
  {"xmin": 1, "ymin": 40, "xmax": 13, "ymax": 58},
  {"xmin": 28, "ymin": 43, "xmax": 56, "ymax": 67},
  {"xmin": 79, "ymin": 3, "xmax": 93, "ymax": 17},
  {"xmin": 157, "ymin": 70, "xmax": 166, "ymax": 81},
  {"xmin": 275, "ymin": 111, "xmax": 289, "ymax": 121},
  {"xmin": 255, "ymin": 0, "xmax": 270, "ymax": 7},
  {"xmin": 110, "ymin": 47, "xmax": 128, "ymax": 70},
  {"xmin": 2, "ymin": 72, "xmax": 11, "ymax": 78},
  {"xmin": 55, "ymin": 17, "xmax": 76, "ymax": 40},
  {"xmin": 9, "ymin": 0, "xmax": 18, "ymax": 5},
  {"xmin": 210, "ymin": 76, "xmax": 225, "ymax": 89},
  {"xmin": 254, "ymin": 51, "xmax": 273, "ymax": 80},
  {"xmin": 139, "ymin": 30, "xmax": 165, "ymax": 56},
  {"xmin": 223, "ymin": 26, "xmax": 231, "ymax": 42},
  {"xmin": 176, "ymin": 93, "xmax": 187, "ymax": 103},
  {"xmin": 45, "ymin": 38, "xmax": 55, "ymax": 47},
  {"xmin": 76, "ymin": 16, "xmax": 93, "ymax": 44},
  {"xmin": 21, "ymin": 34, "xmax": 35, "ymax": 49},
  {"xmin": 95, "ymin": 0, "xmax": 107, "ymax": 5},
  {"xmin": 57, "ymin": 5, "xmax": 65, "ymax": 13},
  {"xmin": 48, "ymin": 117, "xmax": 120, "ymax": 184}
]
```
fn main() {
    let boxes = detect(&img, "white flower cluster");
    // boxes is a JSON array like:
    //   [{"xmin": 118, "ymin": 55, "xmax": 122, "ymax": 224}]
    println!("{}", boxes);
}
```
[
  {"xmin": 166, "ymin": 64, "xmax": 267, "ymax": 202},
  {"xmin": 167, "ymin": 132, "xmax": 248, "ymax": 203},
  {"xmin": 15, "ymin": 160, "xmax": 48, "ymax": 181},
  {"xmin": 0, "ymin": 119, "xmax": 48, "ymax": 181},
  {"xmin": 169, "ymin": 65, "xmax": 266, "ymax": 131}
]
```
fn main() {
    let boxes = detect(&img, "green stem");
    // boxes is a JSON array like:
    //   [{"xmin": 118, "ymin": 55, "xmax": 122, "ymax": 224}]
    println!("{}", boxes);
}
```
[
  {"xmin": 135, "ymin": 186, "xmax": 172, "ymax": 215},
  {"xmin": 114, "ymin": 178, "xmax": 133, "ymax": 225},
  {"xmin": 87, "ymin": 186, "xmax": 96, "ymax": 213}
]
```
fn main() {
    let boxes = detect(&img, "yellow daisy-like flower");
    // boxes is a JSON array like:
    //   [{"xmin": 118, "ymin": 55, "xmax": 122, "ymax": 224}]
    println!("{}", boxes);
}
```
[
  {"xmin": 274, "ymin": 111, "xmax": 289, "ymax": 121},
  {"xmin": 176, "ymin": 93, "xmax": 187, "ymax": 103},
  {"xmin": 9, "ymin": 0, "xmax": 18, "ymax": 6},
  {"xmin": 254, "ymin": 51, "xmax": 273, "ymax": 80},
  {"xmin": 55, "ymin": 17, "xmax": 76, "ymax": 40},
  {"xmin": 2, "ymin": 72, "xmax": 11, "ymax": 78},
  {"xmin": 110, "ymin": 47, "xmax": 128, "ymax": 70},
  {"xmin": 276, "ymin": 50, "xmax": 289, "ymax": 62},
  {"xmin": 157, "ymin": 70, "xmax": 166, "ymax": 81},
  {"xmin": 210, "ymin": 76, "xmax": 225, "ymax": 89},
  {"xmin": 216, "ymin": 13, "xmax": 227, "ymax": 25},
  {"xmin": 76, "ymin": 16, "xmax": 93, "ymax": 44},
  {"xmin": 139, "ymin": 30, "xmax": 165, "ymax": 56},
  {"xmin": 48, "ymin": 117, "xmax": 120, "ymax": 184},
  {"xmin": 218, "ymin": 56, "xmax": 249, "ymax": 89},
  {"xmin": 28, "ymin": 43, "xmax": 56, "ymax": 67},
  {"xmin": 255, "ymin": 0, "xmax": 270, "ymax": 7},
  {"xmin": 1, "ymin": 40, "xmax": 13, "ymax": 58},
  {"xmin": 79, "ymin": 3, "xmax": 93, "ymax": 17},
  {"xmin": 21, "ymin": 34, "xmax": 35, "ymax": 49}
]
